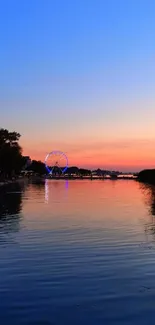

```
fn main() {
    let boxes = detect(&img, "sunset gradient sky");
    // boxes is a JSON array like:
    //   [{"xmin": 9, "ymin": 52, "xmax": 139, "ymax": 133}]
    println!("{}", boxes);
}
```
[{"xmin": 0, "ymin": 0, "xmax": 155, "ymax": 171}]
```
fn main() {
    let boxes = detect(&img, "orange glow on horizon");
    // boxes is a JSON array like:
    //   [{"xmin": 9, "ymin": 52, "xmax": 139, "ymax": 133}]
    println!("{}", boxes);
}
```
[{"xmin": 21, "ymin": 137, "xmax": 155, "ymax": 171}]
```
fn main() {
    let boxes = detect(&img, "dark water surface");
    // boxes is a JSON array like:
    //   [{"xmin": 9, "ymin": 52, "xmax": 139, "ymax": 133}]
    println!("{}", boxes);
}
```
[{"xmin": 1, "ymin": 180, "xmax": 155, "ymax": 324}]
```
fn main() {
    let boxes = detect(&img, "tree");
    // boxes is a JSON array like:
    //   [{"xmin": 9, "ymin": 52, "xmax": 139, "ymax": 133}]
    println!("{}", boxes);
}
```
[
  {"xmin": 27, "ymin": 160, "xmax": 47, "ymax": 175},
  {"xmin": 138, "ymin": 169, "xmax": 155, "ymax": 184},
  {"xmin": 0, "ymin": 128, "xmax": 23, "ymax": 179},
  {"xmin": 79, "ymin": 168, "xmax": 91, "ymax": 176}
]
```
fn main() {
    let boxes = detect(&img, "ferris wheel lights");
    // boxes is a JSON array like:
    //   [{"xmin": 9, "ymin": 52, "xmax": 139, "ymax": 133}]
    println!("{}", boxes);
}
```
[{"xmin": 45, "ymin": 150, "xmax": 68, "ymax": 175}]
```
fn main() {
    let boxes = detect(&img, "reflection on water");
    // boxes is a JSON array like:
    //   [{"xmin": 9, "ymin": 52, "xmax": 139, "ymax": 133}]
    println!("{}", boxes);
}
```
[
  {"xmin": 1, "ymin": 180, "xmax": 155, "ymax": 325},
  {"xmin": 45, "ymin": 179, "xmax": 69, "ymax": 203},
  {"xmin": 45, "ymin": 179, "xmax": 49, "ymax": 203},
  {"xmin": 0, "ymin": 182, "xmax": 24, "ymax": 234},
  {"xmin": 147, "ymin": 185, "xmax": 155, "ymax": 216},
  {"xmin": 140, "ymin": 183, "xmax": 155, "ymax": 238}
]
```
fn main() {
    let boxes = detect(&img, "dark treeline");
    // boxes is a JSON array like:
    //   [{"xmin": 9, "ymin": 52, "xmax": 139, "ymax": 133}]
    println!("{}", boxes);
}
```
[
  {"xmin": 0, "ymin": 128, "xmax": 26, "ymax": 180},
  {"xmin": 66, "ymin": 167, "xmax": 91, "ymax": 176},
  {"xmin": 26, "ymin": 160, "xmax": 47, "ymax": 175},
  {"xmin": 25, "ymin": 164, "xmax": 92, "ymax": 176},
  {"xmin": 138, "ymin": 169, "xmax": 155, "ymax": 185},
  {"xmin": 0, "ymin": 128, "xmax": 93, "ymax": 178},
  {"xmin": 0, "ymin": 128, "xmax": 48, "ymax": 179},
  {"xmin": 2, "ymin": 128, "xmax": 154, "ymax": 181}
]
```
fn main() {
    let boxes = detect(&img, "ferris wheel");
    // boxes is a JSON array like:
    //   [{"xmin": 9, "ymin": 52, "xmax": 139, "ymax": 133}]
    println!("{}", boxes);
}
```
[{"xmin": 45, "ymin": 151, "xmax": 68, "ymax": 175}]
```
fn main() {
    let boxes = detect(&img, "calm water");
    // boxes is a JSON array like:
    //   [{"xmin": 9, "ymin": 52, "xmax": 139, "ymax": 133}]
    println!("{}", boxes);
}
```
[{"xmin": 0, "ymin": 180, "xmax": 155, "ymax": 325}]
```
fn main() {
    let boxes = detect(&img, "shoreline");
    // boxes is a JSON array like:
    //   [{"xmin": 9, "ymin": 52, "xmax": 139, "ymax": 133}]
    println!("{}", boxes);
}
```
[
  {"xmin": 0, "ymin": 176, "xmax": 137, "ymax": 187},
  {"xmin": 45, "ymin": 177, "xmax": 137, "ymax": 181},
  {"xmin": 0, "ymin": 178, "xmax": 26, "ymax": 187}
]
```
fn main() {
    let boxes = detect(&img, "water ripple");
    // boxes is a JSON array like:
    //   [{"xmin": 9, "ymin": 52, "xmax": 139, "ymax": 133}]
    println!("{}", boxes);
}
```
[{"xmin": 0, "ymin": 180, "xmax": 155, "ymax": 324}]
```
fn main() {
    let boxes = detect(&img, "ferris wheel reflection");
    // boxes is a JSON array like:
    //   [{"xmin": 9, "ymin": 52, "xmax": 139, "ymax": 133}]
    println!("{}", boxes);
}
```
[
  {"xmin": 45, "ymin": 179, "xmax": 49, "ymax": 203},
  {"xmin": 44, "ymin": 179, "xmax": 69, "ymax": 203},
  {"xmin": 65, "ymin": 180, "xmax": 69, "ymax": 189}
]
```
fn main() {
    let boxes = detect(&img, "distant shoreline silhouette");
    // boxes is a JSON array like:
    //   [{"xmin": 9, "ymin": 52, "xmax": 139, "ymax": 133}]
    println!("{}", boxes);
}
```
[{"xmin": 1, "ymin": 127, "xmax": 155, "ymax": 185}]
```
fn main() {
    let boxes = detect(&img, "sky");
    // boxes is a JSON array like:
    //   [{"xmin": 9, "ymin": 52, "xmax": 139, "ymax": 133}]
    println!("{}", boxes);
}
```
[{"xmin": 0, "ymin": 0, "xmax": 155, "ymax": 172}]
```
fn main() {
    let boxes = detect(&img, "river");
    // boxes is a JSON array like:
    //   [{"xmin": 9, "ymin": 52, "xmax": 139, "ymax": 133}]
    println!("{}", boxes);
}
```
[{"xmin": 0, "ymin": 179, "xmax": 155, "ymax": 324}]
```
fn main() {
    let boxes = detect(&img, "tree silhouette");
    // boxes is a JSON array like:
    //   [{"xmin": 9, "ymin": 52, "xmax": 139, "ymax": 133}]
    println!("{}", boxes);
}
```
[
  {"xmin": 138, "ymin": 169, "xmax": 155, "ymax": 184},
  {"xmin": 0, "ymin": 128, "xmax": 23, "ymax": 179},
  {"xmin": 27, "ymin": 160, "xmax": 47, "ymax": 175}
]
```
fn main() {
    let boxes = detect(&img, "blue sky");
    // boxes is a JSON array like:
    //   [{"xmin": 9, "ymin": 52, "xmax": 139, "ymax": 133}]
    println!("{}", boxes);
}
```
[{"xmin": 0, "ymin": 0, "xmax": 155, "ymax": 170}]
